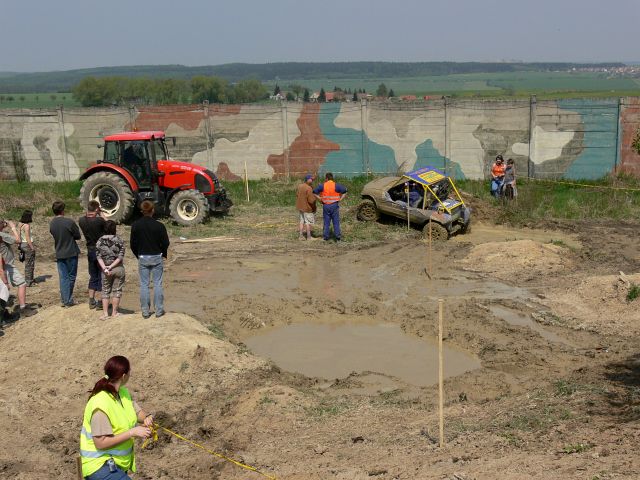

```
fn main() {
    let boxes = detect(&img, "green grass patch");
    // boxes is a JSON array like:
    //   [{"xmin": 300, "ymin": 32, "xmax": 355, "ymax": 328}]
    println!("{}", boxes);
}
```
[
  {"xmin": 207, "ymin": 324, "xmax": 226, "ymax": 339},
  {"xmin": 304, "ymin": 400, "xmax": 349, "ymax": 418},
  {"xmin": 0, "ymin": 92, "xmax": 79, "ymax": 109},
  {"xmin": 627, "ymin": 284, "xmax": 640, "ymax": 302},
  {"xmin": 0, "ymin": 180, "xmax": 82, "ymax": 219}
]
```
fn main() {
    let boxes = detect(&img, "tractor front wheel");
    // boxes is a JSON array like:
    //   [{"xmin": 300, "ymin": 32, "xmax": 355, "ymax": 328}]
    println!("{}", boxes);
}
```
[
  {"xmin": 169, "ymin": 190, "xmax": 209, "ymax": 226},
  {"xmin": 80, "ymin": 172, "xmax": 134, "ymax": 224}
]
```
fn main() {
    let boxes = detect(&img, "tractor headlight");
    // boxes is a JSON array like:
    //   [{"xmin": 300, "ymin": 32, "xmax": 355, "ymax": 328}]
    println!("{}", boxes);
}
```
[{"xmin": 195, "ymin": 173, "xmax": 212, "ymax": 194}]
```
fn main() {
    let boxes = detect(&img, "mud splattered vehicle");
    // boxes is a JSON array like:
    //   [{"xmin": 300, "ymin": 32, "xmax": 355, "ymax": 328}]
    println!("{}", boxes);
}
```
[
  {"xmin": 79, "ymin": 130, "xmax": 232, "ymax": 226},
  {"xmin": 356, "ymin": 166, "xmax": 471, "ymax": 240}
]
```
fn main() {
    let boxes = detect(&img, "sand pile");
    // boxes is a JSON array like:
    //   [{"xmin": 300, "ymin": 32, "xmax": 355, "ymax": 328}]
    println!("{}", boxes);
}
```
[
  {"xmin": 0, "ymin": 306, "xmax": 267, "ymax": 479},
  {"xmin": 458, "ymin": 239, "xmax": 571, "ymax": 280},
  {"xmin": 540, "ymin": 272, "xmax": 640, "ymax": 336}
]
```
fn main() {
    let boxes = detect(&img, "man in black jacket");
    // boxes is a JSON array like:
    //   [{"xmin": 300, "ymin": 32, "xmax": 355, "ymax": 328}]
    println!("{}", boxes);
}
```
[
  {"xmin": 130, "ymin": 201, "xmax": 170, "ymax": 318},
  {"xmin": 49, "ymin": 201, "xmax": 81, "ymax": 307}
]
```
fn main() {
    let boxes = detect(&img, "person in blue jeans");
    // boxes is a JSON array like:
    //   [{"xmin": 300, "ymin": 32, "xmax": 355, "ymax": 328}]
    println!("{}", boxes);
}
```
[
  {"xmin": 49, "ymin": 201, "xmax": 81, "ymax": 307},
  {"xmin": 130, "ymin": 201, "xmax": 170, "ymax": 319},
  {"xmin": 313, "ymin": 172, "xmax": 348, "ymax": 241}
]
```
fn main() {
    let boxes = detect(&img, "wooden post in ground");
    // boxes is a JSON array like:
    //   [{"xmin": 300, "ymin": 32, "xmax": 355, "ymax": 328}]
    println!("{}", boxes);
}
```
[
  {"xmin": 406, "ymin": 184, "xmax": 410, "ymax": 231},
  {"xmin": 427, "ymin": 218, "xmax": 433, "ymax": 279},
  {"xmin": 438, "ymin": 298, "xmax": 444, "ymax": 448},
  {"xmin": 244, "ymin": 160, "xmax": 250, "ymax": 202}
]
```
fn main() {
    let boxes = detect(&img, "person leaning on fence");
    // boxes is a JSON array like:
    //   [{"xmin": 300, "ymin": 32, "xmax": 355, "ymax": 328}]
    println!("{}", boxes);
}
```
[
  {"xmin": 18, "ymin": 209, "xmax": 36, "ymax": 287},
  {"xmin": 296, "ymin": 173, "xmax": 317, "ymax": 240},
  {"xmin": 79, "ymin": 355, "xmax": 153, "ymax": 480},
  {"xmin": 96, "ymin": 220, "xmax": 126, "ymax": 320},
  {"xmin": 490, "ymin": 155, "xmax": 506, "ymax": 198}
]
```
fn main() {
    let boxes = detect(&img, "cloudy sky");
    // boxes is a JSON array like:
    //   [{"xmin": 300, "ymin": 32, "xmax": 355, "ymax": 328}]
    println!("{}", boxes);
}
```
[{"xmin": 0, "ymin": 0, "xmax": 637, "ymax": 72}]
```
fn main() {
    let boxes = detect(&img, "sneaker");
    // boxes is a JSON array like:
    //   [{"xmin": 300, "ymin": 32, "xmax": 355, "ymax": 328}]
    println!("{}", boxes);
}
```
[
  {"xmin": 64, "ymin": 300, "xmax": 78, "ymax": 308},
  {"xmin": 155, "ymin": 311, "xmax": 165, "ymax": 318},
  {"xmin": 89, "ymin": 298, "xmax": 97, "ymax": 309},
  {"xmin": 18, "ymin": 308, "xmax": 36, "ymax": 318},
  {"xmin": 142, "ymin": 312, "xmax": 151, "ymax": 319}
]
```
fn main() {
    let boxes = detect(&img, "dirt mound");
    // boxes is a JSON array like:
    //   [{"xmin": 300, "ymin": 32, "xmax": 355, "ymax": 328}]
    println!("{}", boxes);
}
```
[
  {"xmin": 0, "ymin": 306, "xmax": 267, "ymax": 479},
  {"xmin": 540, "ymin": 272, "xmax": 640, "ymax": 336},
  {"xmin": 458, "ymin": 239, "xmax": 571, "ymax": 280}
]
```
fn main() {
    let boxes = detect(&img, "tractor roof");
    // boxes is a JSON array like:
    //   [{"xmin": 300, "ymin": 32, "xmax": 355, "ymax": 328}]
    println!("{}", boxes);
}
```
[{"xmin": 104, "ymin": 131, "xmax": 165, "ymax": 142}]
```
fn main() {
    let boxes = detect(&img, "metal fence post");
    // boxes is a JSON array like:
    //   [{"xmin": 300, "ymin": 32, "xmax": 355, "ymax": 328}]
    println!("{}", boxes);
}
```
[
  {"xmin": 57, "ymin": 105, "xmax": 70, "ymax": 181},
  {"xmin": 528, "ymin": 95, "xmax": 537, "ymax": 179},
  {"xmin": 203, "ymin": 100, "xmax": 213, "ymax": 171},
  {"xmin": 281, "ymin": 100, "xmax": 290, "ymax": 180},
  {"xmin": 361, "ymin": 99, "xmax": 370, "ymax": 175},
  {"xmin": 444, "ymin": 97, "xmax": 450, "ymax": 176},
  {"xmin": 615, "ymin": 97, "xmax": 622, "ymax": 173}
]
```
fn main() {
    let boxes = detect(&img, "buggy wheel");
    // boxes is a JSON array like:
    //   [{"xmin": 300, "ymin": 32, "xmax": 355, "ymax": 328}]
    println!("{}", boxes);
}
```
[
  {"xmin": 422, "ymin": 221, "xmax": 449, "ymax": 241},
  {"xmin": 356, "ymin": 199, "xmax": 379, "ymax": 222}
]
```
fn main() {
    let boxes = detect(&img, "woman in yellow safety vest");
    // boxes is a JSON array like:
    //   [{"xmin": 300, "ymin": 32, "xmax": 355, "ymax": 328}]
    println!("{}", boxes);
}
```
[{"xmin": 79, "ymin": 355, "xmax": 153, "ymax": 479}]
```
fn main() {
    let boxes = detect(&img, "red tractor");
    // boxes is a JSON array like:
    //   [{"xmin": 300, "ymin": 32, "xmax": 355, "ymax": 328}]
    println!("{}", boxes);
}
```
[{"xmin": 79, "ymin": 130, "xmax": 232, "ymax": 225}]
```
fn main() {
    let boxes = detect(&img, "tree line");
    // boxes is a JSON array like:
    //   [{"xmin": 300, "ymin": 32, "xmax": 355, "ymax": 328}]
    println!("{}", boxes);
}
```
[{"xmin": 72, "ymin": 76, "xmax": 269, "ymax": 107}]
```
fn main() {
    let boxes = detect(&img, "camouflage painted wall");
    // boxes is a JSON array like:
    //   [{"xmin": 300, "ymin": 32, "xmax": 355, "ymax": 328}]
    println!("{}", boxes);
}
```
[{"xmin": 1, "ymin": 98, "xmax": 638, "ymax": 182}]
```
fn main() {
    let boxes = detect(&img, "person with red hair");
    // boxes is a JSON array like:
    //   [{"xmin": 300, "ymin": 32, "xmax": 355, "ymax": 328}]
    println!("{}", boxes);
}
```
[{"xmin": 79, "ymin": 356, "xmax": 153, "ymax": 479}]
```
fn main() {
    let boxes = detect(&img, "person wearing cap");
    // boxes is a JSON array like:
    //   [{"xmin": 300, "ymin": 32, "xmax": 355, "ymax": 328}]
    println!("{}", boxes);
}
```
[
  {"xmin": 296, "ymin": 174, "xmax": 317, "ymax": 240},
  {"xmin": 490, "ymin": 155, "xmax": 506, "ymax": 198}
]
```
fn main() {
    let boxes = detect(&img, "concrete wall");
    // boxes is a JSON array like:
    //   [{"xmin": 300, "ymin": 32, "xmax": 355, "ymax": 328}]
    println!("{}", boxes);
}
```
[{"xmin": 1, "ymin": 97, "xmax": 639, "ymax": 182}]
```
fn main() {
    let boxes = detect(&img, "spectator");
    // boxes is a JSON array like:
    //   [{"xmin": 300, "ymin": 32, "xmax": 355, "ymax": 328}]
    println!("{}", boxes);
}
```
[
  {"xmin": 18, "ymin": 210, "xmax": 36, "ymax": 286},
  {"xmin": 502, "ymin": 158, "xmax": 517, "ymax": 199},
  {"xmin": 490, "ymin": 154, "xmax": 505, "ymax": 198},
  {"xmin": 49, "ymin": 201, "xmax": 81, "ymax": 307},
  {"xmin": 96, "ymin": 220, "xmax": 126, "ymax": 320},
  {"xmin": 0, "ymin": 219, "xmax": 33, "ymax": 317},
  {"xmin": 79, "ymin": 200, "xmax": 106, "ymax": 309},
  {"xmin": 130, "ymin": 201, "xmax": 170, "ymax": 319},
  {"xmin": 296, "ymin": 173, "xmax": 317, "ymax": 240},
  {"xmin": 79, "ymin": 355, "xmax": 153, "ymax": 479},
  {"xmin": 313, "ymin": 172, "xmax": 348, "ymax": 242}
]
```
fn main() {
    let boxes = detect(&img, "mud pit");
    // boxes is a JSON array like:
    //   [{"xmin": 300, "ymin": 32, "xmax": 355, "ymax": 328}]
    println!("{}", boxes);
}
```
[{"xmin": 2, "ymin": 220, "xmax": 640, "ymax": 479}]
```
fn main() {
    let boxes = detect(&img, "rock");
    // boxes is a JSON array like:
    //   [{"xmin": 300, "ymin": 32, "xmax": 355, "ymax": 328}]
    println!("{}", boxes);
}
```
[{"xmin": 314, "ymin": 445, "xmax": 327, "ymax": 455}]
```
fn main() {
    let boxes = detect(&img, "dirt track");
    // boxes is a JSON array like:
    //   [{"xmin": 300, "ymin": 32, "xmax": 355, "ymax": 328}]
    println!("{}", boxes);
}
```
[{"xmin": 1, "ymin": 218, "xmax": 640, "ymax": 479}]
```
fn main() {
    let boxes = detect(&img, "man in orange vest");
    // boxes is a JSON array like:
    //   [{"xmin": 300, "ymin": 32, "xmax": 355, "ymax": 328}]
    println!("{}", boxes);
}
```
[{"xmin": 313, "ymin": 172, "xmax": 348, "ymax": 241}]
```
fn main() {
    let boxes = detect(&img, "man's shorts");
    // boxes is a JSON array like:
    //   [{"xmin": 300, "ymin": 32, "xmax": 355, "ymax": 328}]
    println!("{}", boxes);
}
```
[
  {"xmin": 299, "ymin": 211, "xmax": 315, "ymax": 225},
  {"xmin": 4, "ymin": 264, "xmax": 26, "ymax": 287}
]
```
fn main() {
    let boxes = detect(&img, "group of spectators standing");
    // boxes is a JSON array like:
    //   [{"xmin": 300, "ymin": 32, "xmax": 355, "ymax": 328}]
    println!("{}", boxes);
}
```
[
  {"xmin": 0, "ymin": 199, "xmax": 169, "ymax": 323},
  {"xmin": 490, "ymin": 154, "xmax": 517, "ymax": 198},
  {"xmin": 296, "ymin": 172, "xmax": 348, "ymax": 242}
]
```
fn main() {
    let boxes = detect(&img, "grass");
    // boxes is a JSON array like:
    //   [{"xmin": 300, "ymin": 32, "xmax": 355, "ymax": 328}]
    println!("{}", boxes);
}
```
[
  {"xmin": 627, "ymin": 284, "xmax": 640, "ymax": 302},
  {"xmin": 0, "ymin": 181, "xmax": 82, "ymax": 219},
  {"xmin": 0, "ymin": 92, "xmax": 79, "ymax": 109}
]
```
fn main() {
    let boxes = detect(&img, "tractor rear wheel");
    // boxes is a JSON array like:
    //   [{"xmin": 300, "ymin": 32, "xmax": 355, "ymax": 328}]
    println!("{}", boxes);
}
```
[
  {"xmin": 423, "ymin": 221, "xmax": 449, "ymax": 241},
  {"xmin": 356, "ymin": 199, "xmax": 379, "ymax": 222},
  {"xmin": 169, "ymin": 190, "xmax": 209, "ymax": 226},
  {"xmin": 80, "ymin": 172, "xmax": 134, "ymax": 224}
]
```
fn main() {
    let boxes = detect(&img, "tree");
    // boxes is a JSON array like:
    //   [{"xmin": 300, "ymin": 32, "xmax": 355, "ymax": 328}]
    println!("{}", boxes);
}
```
[
  {"xmin": 303, "ymin": 88, "xmax": 310, "ymax": 102},
  {"xmin": 191, "ymin": 76, "xmax": 228, "ymax": 103},
  {"xmin": 289, "ymin": 84, "xmax": 303, "ymax": 100},
  {"xmin": 229, "ymin": 79, "xmax": 268, "ymax": 103},
  {"xmin": 286, "ymin": 92, "xmax": 295, "ymax": 101},
  {"xmin": 376, "ymin": 83, "xmax": 388, "ymax": 98},
  {"xmin": 273, "ymin": 84, "xmax": 281, "ymax": 96},
  {"xmin": 50, "ymin": 94, "xmax": 57, "ymax": 101},
  {"xmin": 388, "ymin": 89, "xmax": 395, "ymax": 98},
  {"xmin": 319, "ymin": 88, "xmax": 326, "ymax": 102},
  {"xmin": 352, "ymin": 91, "xmax": 358, "ymax": 102},
  {"xmin": 19, "ymin": 96, "xmax": 26, "ymax": 102}
]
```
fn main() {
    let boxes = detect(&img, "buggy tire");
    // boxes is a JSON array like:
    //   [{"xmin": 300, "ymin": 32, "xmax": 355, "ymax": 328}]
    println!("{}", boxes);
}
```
[
  {"xmin": 80, "ymin": 172, "xmax": 134, "ymax": 224},
  {"xmin": 356, "ymin": 199, "xmax": 379, "ymax": 222},
  {"xmin": 422, "ymin": 221, "xmax": 449, "ymax": 242},
  {"xmin": 169, "ymin": 190, "xmax": 209, "ymax": 226}
]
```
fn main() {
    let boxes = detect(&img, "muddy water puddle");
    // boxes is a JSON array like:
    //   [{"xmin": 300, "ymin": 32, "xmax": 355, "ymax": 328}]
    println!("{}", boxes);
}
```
[{"xmin": 245, "ymin": 323, "xmax": 480, "ymax": 387}]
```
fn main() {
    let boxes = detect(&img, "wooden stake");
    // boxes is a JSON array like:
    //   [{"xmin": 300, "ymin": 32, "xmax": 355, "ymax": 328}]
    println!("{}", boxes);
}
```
[
  {"xmin": 76, "ymin": 456, "xmax": 83, "ymax": 480},
  {"xmin": 244, "ymin": 160, "xmax": 250, "ymax": 202},
  {"xmin": 438, "ymin": 298, "xmax": 444, "ymax": 448}
]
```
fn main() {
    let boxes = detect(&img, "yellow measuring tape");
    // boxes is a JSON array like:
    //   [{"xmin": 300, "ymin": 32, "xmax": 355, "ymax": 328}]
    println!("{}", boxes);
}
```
[
  {"xmin": 142, "ymin": 423, "xmax": 277, "ymax": 479},
  {"xmin": 525, "ymin": 177, "xmax": 640, "ymax": 192}
]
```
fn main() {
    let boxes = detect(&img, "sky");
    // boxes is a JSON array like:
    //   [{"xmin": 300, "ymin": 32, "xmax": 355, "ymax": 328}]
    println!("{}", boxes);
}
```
[{"xmin": 0, "ymin": 0, "xmax": 638, "ymax": 72}]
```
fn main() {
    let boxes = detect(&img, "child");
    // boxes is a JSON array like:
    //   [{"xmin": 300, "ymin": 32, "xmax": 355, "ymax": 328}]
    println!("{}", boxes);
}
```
[
  {"xmin": 96, "ymin": 220, "xmax": 126, "ymax": 319},
  {"xmin": 18, "ymin": 210, "xmax": 36, "ymax": 286}
]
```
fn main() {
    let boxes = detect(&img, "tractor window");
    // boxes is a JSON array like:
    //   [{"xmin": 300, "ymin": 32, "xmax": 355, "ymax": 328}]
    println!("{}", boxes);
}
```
[
  {"xmin": 153, "ymin": 139, "xmax": 168, "ymax": 161},
  {"xmin": 122, "ymin": 141, "xmax": 151, "ymax": 188},
  {"xmin": 104, "ymin": 142, "xmax": 119, "ymax": 164}
]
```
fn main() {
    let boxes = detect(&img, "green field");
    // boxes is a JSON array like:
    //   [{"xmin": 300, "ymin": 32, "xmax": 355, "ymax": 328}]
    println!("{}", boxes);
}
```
[
  {"xmin": 0, "ymin": 92, "xmax": 79, "ymax": 109},
  {"xmin": 265, "ymin": 71, "xmax": 640, "ymax": 99}
]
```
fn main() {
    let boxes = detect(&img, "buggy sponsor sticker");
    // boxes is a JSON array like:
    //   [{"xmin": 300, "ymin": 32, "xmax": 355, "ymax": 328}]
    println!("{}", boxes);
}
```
[{"xmin": 418, "ymin": 170, "xmax": 445, "ymax": 184}]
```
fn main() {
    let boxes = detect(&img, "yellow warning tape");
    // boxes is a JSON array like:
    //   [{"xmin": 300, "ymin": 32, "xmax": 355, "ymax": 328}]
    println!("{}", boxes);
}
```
[
  {"xmin": 525, "ymin": 177, "xmax": 640, "ymax": 192},
  {"xmin": 142, "ymin": 423, "xmax": 277, "ymax": 479}
]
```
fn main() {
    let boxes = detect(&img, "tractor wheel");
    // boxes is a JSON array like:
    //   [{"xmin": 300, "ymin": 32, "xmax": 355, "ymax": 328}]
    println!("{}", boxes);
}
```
[
  {"xmin": 80, "ymin": 172, "xmax": 134, "ymax": 224},
  {"xmin": 356, "ymin": 199, "xmax": 379, "ymax": 222},
  {"xmin": 169, "ymin": 190, "xmax": 209, "ymax": 226},
  {"xmin": 423, "ymin": 221, "xmax": 449, "ymax": 241}
]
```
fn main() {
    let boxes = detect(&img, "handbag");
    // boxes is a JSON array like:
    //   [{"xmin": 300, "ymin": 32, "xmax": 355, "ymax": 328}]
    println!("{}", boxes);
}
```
[{"xmin": 18, "ymin": 245, "xmax": 25, "ymax": 262}]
